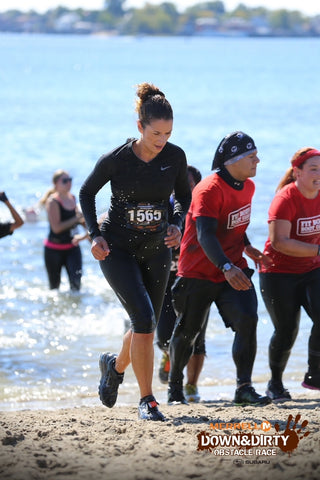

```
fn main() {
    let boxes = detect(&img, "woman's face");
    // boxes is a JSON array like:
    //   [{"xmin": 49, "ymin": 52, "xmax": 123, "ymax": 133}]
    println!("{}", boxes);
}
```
[
  {"xmin": 295, "ymin": 156, "xmax": 320, "ymax": 197},
  {"xmin": 55, "ymin": 173, "xmax": 72, "ymax": 193},
  {"xmin": 138, "ymin": 118, "xmax": 173, "ymax": 158}
]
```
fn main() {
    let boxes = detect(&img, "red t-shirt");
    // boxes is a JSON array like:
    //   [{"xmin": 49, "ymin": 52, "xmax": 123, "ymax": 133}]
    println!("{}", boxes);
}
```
[
  {"xmin": 177, "ymin": 173, "xmax": 255, "ymax": 283},
  {"xmin": 260, "ymin": 182, "xmax": 320, "ymax": 274}
]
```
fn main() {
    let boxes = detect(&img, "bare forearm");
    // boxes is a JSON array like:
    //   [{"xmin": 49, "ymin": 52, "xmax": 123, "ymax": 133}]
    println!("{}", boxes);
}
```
[
  {"xmin": 272, "ymin": 238, "xmax": 319, "ymax": 257},
  {"xmin": 51, "ymin": 215, "xmax": 78, "ymax": 234},
  {"xmin": 5, "ymin": 201, "xmax": 24, "ymax": 229}
]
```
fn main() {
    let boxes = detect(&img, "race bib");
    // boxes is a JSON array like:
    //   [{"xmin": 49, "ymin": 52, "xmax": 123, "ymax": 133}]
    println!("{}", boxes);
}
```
[
  {"xmin": 171, "ymin": 250, "xmax": 179, "ymax": 271},
  {"xmin": 125, "ymin": 203, "xmax": 167, "ymax": 232}
]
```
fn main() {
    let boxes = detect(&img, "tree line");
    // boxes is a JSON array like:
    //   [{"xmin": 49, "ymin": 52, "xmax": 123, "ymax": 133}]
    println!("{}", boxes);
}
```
[{"xmin": 1, "ymin": 1, "xmax": 319, "ymax": 36}]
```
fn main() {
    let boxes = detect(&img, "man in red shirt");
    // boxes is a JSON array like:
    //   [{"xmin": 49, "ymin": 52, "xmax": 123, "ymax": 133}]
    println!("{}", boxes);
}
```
[{"xmin": 168, "ymin": 131, "xmax": 271, "ymax": 406}]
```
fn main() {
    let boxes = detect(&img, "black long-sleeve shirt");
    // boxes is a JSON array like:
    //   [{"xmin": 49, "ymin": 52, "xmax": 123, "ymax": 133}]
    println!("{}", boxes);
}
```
[{"xmin": 79, "ymin": 140, "xmax": 191, "ymax": 240}]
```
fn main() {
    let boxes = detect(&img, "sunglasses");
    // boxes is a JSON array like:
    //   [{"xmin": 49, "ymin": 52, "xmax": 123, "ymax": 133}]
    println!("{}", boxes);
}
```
[{"xmin": 62, "ymin": 177, "xmax": 73, "ymax": 184}]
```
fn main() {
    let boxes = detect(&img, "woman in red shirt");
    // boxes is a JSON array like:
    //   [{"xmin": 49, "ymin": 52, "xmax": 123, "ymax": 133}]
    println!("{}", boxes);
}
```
[{"xmin": 260, "ymin": 147, "xmax": 320, "ymax": 402}]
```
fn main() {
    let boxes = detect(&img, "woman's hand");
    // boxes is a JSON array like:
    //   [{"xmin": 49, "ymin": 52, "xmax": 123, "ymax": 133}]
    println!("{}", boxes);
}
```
[
  {"xmin": 164, "ymin": 225, "xmax": 181, "ymax": 250},
  {"xmin": 91, "ymin": 236, "xmax": 110, "ymax": 260},
  {"xmin": 0, "ymin": 191, "xmax": 8, "ymax": 202},
  {"xmin": 76, "ymin": 211, "xmax": 86, "ymax": 227},
  {"xmin": 244, "ymin": 245, "xmax": 273, "ymax": 268}
]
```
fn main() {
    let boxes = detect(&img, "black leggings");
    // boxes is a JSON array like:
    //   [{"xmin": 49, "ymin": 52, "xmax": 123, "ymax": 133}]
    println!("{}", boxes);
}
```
[
  {"xmin": 260, "ymin": 269, "xmax": 320, "ymax": 379},
  {"xmin": 169, "ymin": 270, "xmax": 258, "ymax": 387},
  {"xmin": 44, "ymin": 246, "xmax": 82, "ymax": 291},
  {"xmin": 99, "ymin": 237, "xmax": 171, "ymax": 334},
  {"xmin": 156, "ymin": 271, "xmax": 208, "ymax": 355}
]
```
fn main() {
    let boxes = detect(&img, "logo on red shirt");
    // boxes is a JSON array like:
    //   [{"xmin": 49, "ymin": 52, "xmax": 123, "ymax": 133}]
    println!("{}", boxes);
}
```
[
  {"xmin": 297, "ymin": 215, "xmax": 320, "ymax": 236},
  {"xmin": 227, "ymin": 204, "xmax": 251, "ymax": 229}
]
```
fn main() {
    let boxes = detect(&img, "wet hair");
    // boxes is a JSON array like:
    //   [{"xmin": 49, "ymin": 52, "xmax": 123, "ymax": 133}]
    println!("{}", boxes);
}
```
[
  {"xmin": 276, "ymin": 147, "xmax": 316, "ymax": 192},
  {"xmin": 187, "ymin": 165, "xmax": 202, "ymax": 185},
  {"xmin": 135, "ymin": 82, "xmax": 173, "ymax": 127},
  {"xmin": 39, "ymin": 169, "xmax": 69, "ymax": 205}
]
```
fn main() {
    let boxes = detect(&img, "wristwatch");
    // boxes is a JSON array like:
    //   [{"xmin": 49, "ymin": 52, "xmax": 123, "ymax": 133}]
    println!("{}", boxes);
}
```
[{"xmin": 221, "ymin": 262, "xmax": 233, "ymax": 273}]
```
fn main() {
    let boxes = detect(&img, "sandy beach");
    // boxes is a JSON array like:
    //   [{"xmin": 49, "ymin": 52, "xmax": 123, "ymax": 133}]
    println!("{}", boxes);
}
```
[{"xmin": 1, "ymin": 393, "xmax": 319, "ymax": 480}]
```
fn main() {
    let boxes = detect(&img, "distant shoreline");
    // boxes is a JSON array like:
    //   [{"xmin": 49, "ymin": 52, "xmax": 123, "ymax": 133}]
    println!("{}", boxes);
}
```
[
  {"xmin": 1, "ymin": 4, "xmax": 320, "ymax": 38},
  {"xmin": 1, "ymin": 31, "xmax": 320, "ymax": 38}
]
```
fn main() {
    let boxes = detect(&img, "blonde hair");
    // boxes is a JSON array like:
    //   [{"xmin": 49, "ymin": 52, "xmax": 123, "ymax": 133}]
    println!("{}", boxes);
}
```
[
  {"xmin": 39, "ymin": 169, "xmax": 68, "ymax": 205},
  {"xmin": 135, "ymin": 82, "xmax": 173, "ymax": 127}
]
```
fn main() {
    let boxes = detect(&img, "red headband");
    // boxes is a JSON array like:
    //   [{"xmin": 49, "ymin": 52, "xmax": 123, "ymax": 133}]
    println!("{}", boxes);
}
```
[{"xmin": 292, "ymin": 149, "xmax": 320, "ymax": 168}]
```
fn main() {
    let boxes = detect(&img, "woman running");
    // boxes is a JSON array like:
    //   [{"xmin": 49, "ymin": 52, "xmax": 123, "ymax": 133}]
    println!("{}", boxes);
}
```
[
  {"xmin": 79, "ymin": 82, "xmax": 191, "ymax": 421},
  {"xmin": 260, "ymin": 147, "xmax": 320, "ymax": 402}
]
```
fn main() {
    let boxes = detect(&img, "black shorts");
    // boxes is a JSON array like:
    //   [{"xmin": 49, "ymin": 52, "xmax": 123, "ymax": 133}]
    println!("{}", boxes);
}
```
[
  {"xmin": 172, "ymin": 269, "xmax": 257, "ymax": 334},
  {"xmin": 99, "ymin": 228, "xmax": 171, "ymax": 334}
]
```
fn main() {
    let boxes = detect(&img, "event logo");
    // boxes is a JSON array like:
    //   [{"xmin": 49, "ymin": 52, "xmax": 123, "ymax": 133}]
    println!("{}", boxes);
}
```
[
  {"xmin": 197, "ymin": 414, "xmax": 310, "ymax": 457},
  {"xmin": 274, "ymin": 414, "xmax": 310, "ymax": 455}
]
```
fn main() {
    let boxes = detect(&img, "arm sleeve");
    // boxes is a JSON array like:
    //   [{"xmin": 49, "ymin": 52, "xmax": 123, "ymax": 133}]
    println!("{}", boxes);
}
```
[
  {"xmin": 79, "ymin": 155, "xmax": 113, "ymax": 240},
  {"xmin": 196, "ymin": 216, "xmax": 230, "ymax": 269}
]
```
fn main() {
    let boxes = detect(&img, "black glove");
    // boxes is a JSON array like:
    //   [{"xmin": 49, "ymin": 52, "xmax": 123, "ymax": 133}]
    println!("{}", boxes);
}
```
[{"xmin": 0, "ymin": 192, "xmax": 8, "ymax": 202}]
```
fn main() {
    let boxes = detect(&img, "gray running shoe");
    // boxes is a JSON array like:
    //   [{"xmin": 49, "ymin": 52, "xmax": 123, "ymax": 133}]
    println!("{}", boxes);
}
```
[
  {"xmin": 138, "ymin": 395, "xmax": 165, "ymax": 421},
  {"xmin": 98, "ymin": 353, "xmax": 124, "ymax": 408},
  {"xmin": 234, "ymin": 384, "xmax": 271, "ymax": 406},
  {"xmin": 266, "ymin": 380, "xmax": 291, "ymax": 403}
]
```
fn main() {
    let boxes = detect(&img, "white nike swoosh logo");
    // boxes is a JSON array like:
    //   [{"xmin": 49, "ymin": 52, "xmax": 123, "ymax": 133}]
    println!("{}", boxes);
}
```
[{"xmin": 161, "ymin": 166, "xmax": 172, "ymax": 171}]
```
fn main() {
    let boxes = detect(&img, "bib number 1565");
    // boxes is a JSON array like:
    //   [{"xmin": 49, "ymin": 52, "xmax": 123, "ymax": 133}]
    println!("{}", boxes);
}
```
[{"xmin": 128, "ymin": 208, "xmax": 162, "ymax": 224}]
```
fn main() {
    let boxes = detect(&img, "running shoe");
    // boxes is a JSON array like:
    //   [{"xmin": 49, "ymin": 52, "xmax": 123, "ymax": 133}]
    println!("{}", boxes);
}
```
[
  {"xmin": 168, "ymin": 383, "xmax": 189, "ymax": 405},
  {"xmin": 98, "ymin": 353, "xmax": 124, "ymax": 408},
  {"xmin": 184, "ymin": 383, "xmax": 200, "ymax": 403},
  {"xmin": 302, "ymin": 372, "xmax": 320, "ymax": 390},
  {"xmin": 158, "ymin": 352, "xmax": 170, "ymax": 384},
  {"xmin": 138, "ymin": 395, "xmax": 165, "ymax": 421},
  {"xmin": 234, "ymin": 384, "xmax": 271, "ymax": 406},
  {"xmin": 266, "ymin": 380, "xmax": 291, "ymax": 403}
]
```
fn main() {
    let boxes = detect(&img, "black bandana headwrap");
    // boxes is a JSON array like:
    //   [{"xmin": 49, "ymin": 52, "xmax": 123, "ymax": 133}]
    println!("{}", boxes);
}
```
[{"xmin": 212, "ymin": 131, "xmax": 257, "ymax": 170}]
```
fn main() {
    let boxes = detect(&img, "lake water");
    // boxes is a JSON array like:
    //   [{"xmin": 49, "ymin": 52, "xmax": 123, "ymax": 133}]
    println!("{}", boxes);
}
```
[{"xmin": 1, "ymin": 33, "xmax": 320, "ymax": 411}]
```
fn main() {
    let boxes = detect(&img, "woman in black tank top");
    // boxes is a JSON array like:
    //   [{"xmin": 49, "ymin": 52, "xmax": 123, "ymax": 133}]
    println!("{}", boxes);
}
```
[{"xmin": 41, "ymin": 169, "xmax": 87, "ymax": 291}]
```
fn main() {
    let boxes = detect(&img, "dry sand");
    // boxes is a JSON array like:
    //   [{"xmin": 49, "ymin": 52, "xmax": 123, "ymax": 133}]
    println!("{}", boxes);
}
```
[{"xmin": 1, "ymin": 395, "xmax": 319, "ymax": 480}]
